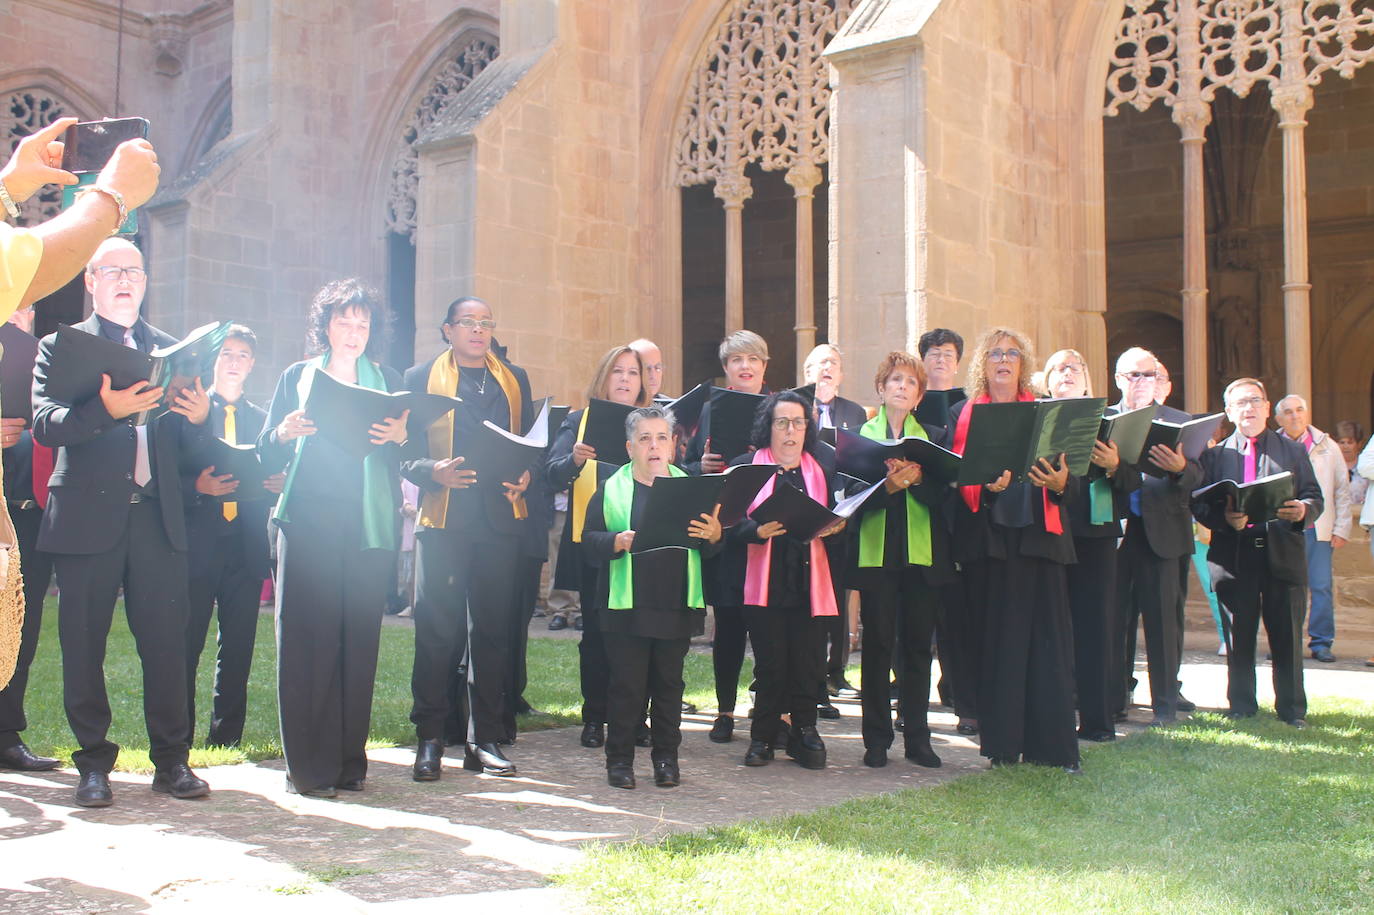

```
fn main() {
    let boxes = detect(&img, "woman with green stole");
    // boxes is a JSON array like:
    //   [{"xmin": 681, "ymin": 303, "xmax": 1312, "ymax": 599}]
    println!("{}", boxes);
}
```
[
  {"xmin": 852, "ymin": 352, "xmax": 956, "ymax": 770},
  {"xmin": 259, "ymin": 280, "xmax": 407, "ymax": 798},
  {"xmin": 581, "ymin": 405, "xmax": 723, "ymax": 789}
]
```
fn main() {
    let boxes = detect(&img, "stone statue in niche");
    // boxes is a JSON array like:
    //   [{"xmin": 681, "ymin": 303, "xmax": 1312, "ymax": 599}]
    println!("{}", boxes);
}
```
[{"xmin": 1212, "ymin": 294, "xmax": 1259, "ymax": 380}]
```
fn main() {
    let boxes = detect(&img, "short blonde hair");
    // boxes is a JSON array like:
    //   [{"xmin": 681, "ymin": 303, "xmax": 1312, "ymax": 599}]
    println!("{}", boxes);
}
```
[
  {"xmin": 966, "ymin": 327, "xmax": 1036, "ymax": 399},
  {"xmin": 718, "ymin": 329, "xmax": 770, "ymax": 366},
  {"xmin": 1042, "ymin": 348, "xmax": 1093, "ymax": 397},
  {"xmin": 872, "ymin": 351, "xmax": 926, "ymax": 399}
]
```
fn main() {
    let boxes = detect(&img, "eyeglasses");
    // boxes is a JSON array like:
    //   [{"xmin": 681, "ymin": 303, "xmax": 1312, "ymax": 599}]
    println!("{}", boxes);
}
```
[
  {"xmin": 925, "ymin": 351, "xmax": 958, "ymax": 363},
  {"xmin": 1230, "ymin": 396, "xmax": 1265, "ymax": 408},
  {"xmin": 1054, "ymin": 362, "xmax": 1086, "ymax": 375},
  {"xmin": 772, "ymin": 417, "xmax": 809, "ymax": 430},
  {"xmin": 449, "ymin": 317, "xmax": 496, "ymax": 330},
  {"xmin": 92, "ymin": 266, "xmax": 146, "ymax": 282},
  {"xmin": 1121, "ymin": 371, "xmax": 1157, "ymax": 381},
  {"xmin": 986, "ymin": 349, "xmax": 1021, "ymax": 363}
]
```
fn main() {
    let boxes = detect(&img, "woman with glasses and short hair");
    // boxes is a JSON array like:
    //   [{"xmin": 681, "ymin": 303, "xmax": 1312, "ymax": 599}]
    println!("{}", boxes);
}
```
[{"xmin": 947, "ymin": 329, "xmax": 1081, "ymax": 773}]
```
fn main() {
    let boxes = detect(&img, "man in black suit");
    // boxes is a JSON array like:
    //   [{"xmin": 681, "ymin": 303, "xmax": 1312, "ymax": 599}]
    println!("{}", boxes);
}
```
[
  {"xmin": 802, "ymin": 344, "xmax": 867, "ymax": 432},
  {"xmin": 1194, "ymin": 377, "xmax": 1322, "ymax": 727},
  {"xmin": 183, "ymin": 325, "xmax": 283, "ymax": 748},
  {"xmin": 31, "ymin": 238, "xmax": 212, "ymax": 806},
  {"xmin": 0, "ymin": 307, "xmax": 58, "ymax": 772},
  {"xmin": 401, "ymin": 296, "xmax": 533, "ymax": 780},
  {"xmin": 1111, "ymin": 347, "xmax": 1202, "ymax": 725}
]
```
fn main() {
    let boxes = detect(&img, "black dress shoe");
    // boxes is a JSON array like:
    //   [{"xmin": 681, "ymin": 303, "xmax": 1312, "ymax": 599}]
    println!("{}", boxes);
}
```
[
  {"xmin": 905, "ymin": 743, "xmax": 942, "ymax": 768},
  {"xmin": 464, "ymin": 742, "xmax": 517, "ymax": 776},
  {"xmin": 833, "ymin": 679, "xmax": 860, "ymax": 700},
  {"xmin": 817, "ymin": 701, "xmax": 841, "ymax": 720},
  {"xmin": 743, "ymin": 740, "xmax": 773, "ymax": 766},
  {"xmin": 771, "ymin": 720, "xmax": 791, "ymax": 750},
  {"xmin": 75, "ymin": 771, "xmax": 113, "ymax": 807},
  {"xmin": 1148, "ymin": 716, "xmax": 1176, "ymax": 729},
  {"xmin": 862, "ymin": 747, "xmax": 887, "ymax": 768},
  {"xmin": 1175, "ymin": 694, "xmax": 1197, "ymax": 712},
  {"xmin": 413, "ymin": 737, "xmax": 444, "ymax": 781},
  {"xmin": 681, "ymin": 701, "xmax": 698, "ymax": 714},
  {"xmin": 284, "ymin": 777, "xmax": 337, "ymax": 798},
  {"xmin": 580, "ymin": 722, "xmax": 605, "ymax": 748},
  {"xmin": 607, "ymin": 763, "xmax": 635, "ymax": 789},
  {"xmin": 956, "ymin": 720, "xmax": 979, "ymax": 736},
  {"xmin": 0, "ymin": 742, "xmax": 59, "ymax": 771},
  {"xmin": 635, "ymin": 722, "xmax": 653, "ymax": 748},
  {"xmin": 1284, "ymin": 718, "xmax": 1309, "ymax": 730},
  {"xmin": 709, "ymin": 715, "xmax": 734, "ymax": 743},
  {"xmin": 548, "ymin": 615, "xmax": 568, "ymax": 631},
  {"xmin": 337, "ymin": 778, "xmax": 365, "ymax": 792},
  {"xmin": 652, "ymin": 758, "xmax": 680, "ymax": 787},
  {"xmin": 573, "ymin": 615, "xmax": 584, "ymax": 631},
  {"xmin": 152, "ymin": 764, "xmax": 210, "ymax": 799},
  {"xmin": 1062, "ymin": 763, "xmax": 1084, "ymax": 775},
  {"xmin": 1077, "ymin": 729, "xmax": 1116, "ymax": 743},
  {"xmin": 786, "ymin": 725, "xmax": 826, "ymax": 769},
  {"xmin": 1224, "ymin": 710, "xmax": 1255, "ymax": 720}
]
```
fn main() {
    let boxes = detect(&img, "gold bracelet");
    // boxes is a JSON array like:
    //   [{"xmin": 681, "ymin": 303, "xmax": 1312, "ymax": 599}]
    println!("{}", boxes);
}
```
[{"xmin": 75, "ymin": 184, "xmax": 128, "ymax": 235}]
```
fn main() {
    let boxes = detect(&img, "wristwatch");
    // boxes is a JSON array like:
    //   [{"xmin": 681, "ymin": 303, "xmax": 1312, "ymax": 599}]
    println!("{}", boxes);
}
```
[{"xmin": 0, "ymin": 179, "xmax": 19, "ymax": 220}]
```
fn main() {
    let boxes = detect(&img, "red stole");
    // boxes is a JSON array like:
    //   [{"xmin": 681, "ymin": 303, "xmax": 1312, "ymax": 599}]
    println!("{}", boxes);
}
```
[
  {"xmin": 742, "ymin": 449, "xmax": 839, "ymax": 617},
  {"xmin": 951, "ymin": 392, "xmax": 1063, "ymax": 535}
]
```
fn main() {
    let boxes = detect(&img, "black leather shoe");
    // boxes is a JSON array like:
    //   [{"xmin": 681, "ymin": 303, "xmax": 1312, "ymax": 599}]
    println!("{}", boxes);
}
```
[
  {"xmin": 1175, "ymin": 694, "xmax": 1197, "ymax": 712},
  {"xmin": 151, "ymin": 764, "xmax": 210, "ymax": 799},
  {"xmin": 607, "ymin": 763, "xmax": 635, "ymax": 789},
  {"xmin": 284, "ymin": 777, "xmax": 336, "ymax": 798},
  {"xmin": 75, "ymin": 771, "xmax": 113, "ymax": 807},
  {"xmin": 652, "ymin": 758, "xmax": 680, "ymax": 787},
  {"xmin": 771, "ymin": 720, "xmax": 791, "ymax": 750},
  {"xmin": 413, "ymin": 737, "xmax": 444, "ymax": 781},
  {"xmin": 547, "ymin": 615, "xmax": 568, "ymax": 631},
  {"xmin": 709, "ymin": 715, "xmax": 734, "ymax": 743},
  {"xmin": 743, "ymin": 740, "xmax": 773, "ymax": 766},
  {"xmin": 862, "ymin": 747, "xmax": 887, "ymax": 768},
  {"xmin": 905, "ymin": 743, "xmax": 942, "ymax": 769},
  {"xmin": 833, "ymin": 678, "xmax": 860, "ymax": 700},
  {"xmin": 817, "ymin": 701, "xmax": 841, "ymax": 720},
  {"xmin": 573, "ymin": 615, "xmax": 584, "ymax": 631},
  {"xmin": 337, "ymin": 778, "xmax": 365, "ymax": 792},
  {"xmin": 1077, "ymin": 729, "xmax": 1116, "ymax": 742},
  {"xmin": 681, "ymin": 701, "xmax": 698, "ymax": 715},
  {"xmin": 464, "ymin": 742, "xmax": 517, "ymax": 776},
  {"xmin": 1224, "ymin": 710, "xmax": 1255, "ymax": 720},
  {"xmin": 786, "ymin": 725, "xmax": 826, "ymax": 769},
  {"xmin": 0, "ymin": 742, "xmax": 59, "ymax": 771},
  {"xmin": 635, "ymin": 722, "xmax": 653, "ymax": 748},
  {"xmin": 1285, "ymin": 718, "xmax": 1309, "ymax": 730},
  {"xmin": 1062, "ymin": 763, "xmax": 1084, "ymax": 775},
  {"xmin": 1148, "ymin": 716, "xmax": 1176, "ymax": 729},
  {"xmin": 580, "ymin": 722, "xmax": 605, "ymax": 748}
]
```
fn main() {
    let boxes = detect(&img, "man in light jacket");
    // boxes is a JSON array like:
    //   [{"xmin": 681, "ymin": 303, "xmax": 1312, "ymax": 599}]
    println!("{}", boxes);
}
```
[{"xmin": 1275, "ymin": 395, "xmax": 1351, "ymax": 663}]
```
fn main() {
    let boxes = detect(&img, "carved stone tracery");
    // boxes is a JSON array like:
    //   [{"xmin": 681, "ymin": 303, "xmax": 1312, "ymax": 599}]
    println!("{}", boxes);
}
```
[
  {"xmin": 385, "ymin": 37, "xmax": 498, "ymax": 239},
  {"xmin": 3, "ymin": 89, "xmax": 73, "ymax": 226}
]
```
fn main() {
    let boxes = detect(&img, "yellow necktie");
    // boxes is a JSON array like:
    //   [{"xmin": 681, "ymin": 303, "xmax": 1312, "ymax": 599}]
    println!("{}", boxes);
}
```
[{"xmin": 222, "ymin": 404, "xmax": 238, "ymax": 522}]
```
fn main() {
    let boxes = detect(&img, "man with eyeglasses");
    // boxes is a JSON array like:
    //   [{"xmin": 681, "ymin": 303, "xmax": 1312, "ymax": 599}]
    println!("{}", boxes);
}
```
[
  {"xmin": 31, "ymin": 238, "xmax": 214, "ymax": 806},
  {"xmin": 1109, "ymin": 347, "xmax": 1200, "ymax": 727},
  {"xmin": 1194, "ymin": 379, "xmax": 1321, "ymax": 727}
]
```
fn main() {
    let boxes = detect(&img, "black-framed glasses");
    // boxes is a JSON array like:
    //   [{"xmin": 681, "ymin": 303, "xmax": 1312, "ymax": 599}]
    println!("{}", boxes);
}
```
[
  {"xmin": 92, "ymin": 266, "xmax": 146, "ymax": 282},
  {"xmin": 1121, "ymin": 371, "xmax": 1157, "ymax": 381},
  {"xmin": 986, "ymin": 348, "xmax": 1021, "ymax": 363},
  {"xmin": 772, "ymin": 417, "xmax": 808, "ymax": 430}
]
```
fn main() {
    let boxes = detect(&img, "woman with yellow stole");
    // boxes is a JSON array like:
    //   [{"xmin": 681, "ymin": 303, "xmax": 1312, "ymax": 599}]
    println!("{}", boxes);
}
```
[
  {"xmin": 545, "ymin": 345, "xmax": 648, "ymax": 749},
  {"xmin": 851, "ymin": 353, "xmax": 954, "ymax": 770},
  {"xmin": 259, "ymin": 280, "xmax": 407, "ymax": 797},
  {"xmin": 581, "ymin": 405, "xmax": 722, "ymax": 789}
]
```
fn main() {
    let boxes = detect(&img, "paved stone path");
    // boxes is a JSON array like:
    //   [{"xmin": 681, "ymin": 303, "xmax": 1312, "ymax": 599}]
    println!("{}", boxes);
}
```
[{"xmin": 2, "ymin": 647, "xmax": 1371, "ymax": 913}]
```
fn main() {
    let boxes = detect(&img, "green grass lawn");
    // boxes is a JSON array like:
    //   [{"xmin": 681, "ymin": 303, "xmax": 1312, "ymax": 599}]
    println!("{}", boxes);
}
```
[
  {"xmin": 558, "ymin": 700, "xmax": 1374, "ymax": 913},
  {"xmin": 16, "ymin": 597, "xmax": 739, "ymax": 773}
]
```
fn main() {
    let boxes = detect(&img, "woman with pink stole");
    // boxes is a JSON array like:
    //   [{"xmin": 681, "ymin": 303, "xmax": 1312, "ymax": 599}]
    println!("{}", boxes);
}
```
[{"xmin": 731, "ymin": 391, "xmax": 843, "ymax": 770}]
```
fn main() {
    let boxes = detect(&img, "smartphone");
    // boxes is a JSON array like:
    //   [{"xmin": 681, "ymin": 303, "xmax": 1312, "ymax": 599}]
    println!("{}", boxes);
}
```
[{"xmin": 61, "ymin": 117, "xmax": 150, "ymax": 174}]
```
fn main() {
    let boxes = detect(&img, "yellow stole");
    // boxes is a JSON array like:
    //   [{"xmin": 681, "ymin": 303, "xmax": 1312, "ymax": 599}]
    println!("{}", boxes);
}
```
[
  {"xmin": 419, "ymin": 350, "xmax": 525, "ymax": 528},
  {"xmin": 570, "ymin": 409, "xmax": 599, "ymax": 543}
]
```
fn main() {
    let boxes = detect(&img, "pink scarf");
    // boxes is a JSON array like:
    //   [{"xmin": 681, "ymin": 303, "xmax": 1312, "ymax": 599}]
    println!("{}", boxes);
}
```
[{"xmin": 742, "ymin": 449, "xmax": 839, "ymax": 617}]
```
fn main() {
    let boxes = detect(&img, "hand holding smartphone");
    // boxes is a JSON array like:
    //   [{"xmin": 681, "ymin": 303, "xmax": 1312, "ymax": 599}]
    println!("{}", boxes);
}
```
[{"xmin": 59, "ymin": 117, "xmax": 151, "ymax": 235}]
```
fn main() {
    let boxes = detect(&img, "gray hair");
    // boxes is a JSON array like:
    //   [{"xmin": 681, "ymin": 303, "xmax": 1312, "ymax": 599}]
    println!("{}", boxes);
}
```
[
  {"xmin": 1275, "ymin": 394, "xmax": 1307, "ymax": 416},
  {"xmin": 625, "ymin": 404, "xmax": 677, "ymax": 439}
]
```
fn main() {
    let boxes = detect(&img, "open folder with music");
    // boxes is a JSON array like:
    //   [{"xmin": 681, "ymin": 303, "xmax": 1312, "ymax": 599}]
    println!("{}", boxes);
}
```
[
  {"xmin": 955, "ymin": 397, "xmax": 1107, "ymax": 485},
  {"xmin": 630, "ymin": 462, "xmax": 778, "ymax": 552},
  {"xmin": 1191, "ymin": 471, "xmax": 1295, "ymax": 525},
  {"xmin": 460, "ymin": 397, "xmax": 554, "ymax": 485},
  {"xmin": 831, "ymin": 428, "xmax": 962, "ymax": 488},
  {"xmin": 303, "ymin": 369, "xmax": 462, "ymax": 458},
  {"xmin": 1138, "ymin": 412, "xmax": 1225, "ymax": 477},
  {"xmin": 748, "ymin": 476, "xmax": 886, "ymax": 542}
]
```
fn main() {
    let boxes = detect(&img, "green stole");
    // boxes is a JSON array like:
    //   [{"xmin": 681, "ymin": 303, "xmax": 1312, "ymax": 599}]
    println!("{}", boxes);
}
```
[
  {"xmin": 858, "ymin": 406, "xmax": 932, "ymax": 568},
  {"xmin": 273, "ymin": 353, "xmax": 398, "ymax": 551},
  {"xmin": 602, "ymin": 462, "xmax": 704, "ymax": 610},
  {"xmin": 1088, "ymin": 477, "xmax": 1115, "ymax": 525}
]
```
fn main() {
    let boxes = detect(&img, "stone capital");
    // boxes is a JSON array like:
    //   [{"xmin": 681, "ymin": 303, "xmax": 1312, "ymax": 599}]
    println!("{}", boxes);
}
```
[
  {"xmin": 713, "ymin": 171, "xmax": 754, "ymax": 208},
  {"xmin": 1170, "ymin": 98, "xmax": 1212, "ymax": 140},
  {"xmin": 784, "ymin": 161, "xmax": 824, "ymax": 198},
  {"xmin": 1270, "ymin": 83, "xmax": 1314, "ymax": 127}
]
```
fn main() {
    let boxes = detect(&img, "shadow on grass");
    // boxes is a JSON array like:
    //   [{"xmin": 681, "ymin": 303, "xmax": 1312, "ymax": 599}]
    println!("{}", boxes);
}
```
[{"xmin": 563, "ymin": 699, "xmax": 1374, "ymax": 914}]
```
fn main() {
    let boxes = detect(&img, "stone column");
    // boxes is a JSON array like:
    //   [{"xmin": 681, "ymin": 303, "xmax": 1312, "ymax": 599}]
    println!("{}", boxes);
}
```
[
  {"xmin": 1273, "ymin": 0, "xmax": 1314, "ymax": 400},
  {"xmin": 714, "ymin": 171, "xmax": 753, "ymax": 333},
  {"xmin": 787, "ymin": 161, "xmax": 823, "ymax": 382},
  {"xmin": 1172, "ymin": 0, "xmax": 1210, "ymax": 413}
]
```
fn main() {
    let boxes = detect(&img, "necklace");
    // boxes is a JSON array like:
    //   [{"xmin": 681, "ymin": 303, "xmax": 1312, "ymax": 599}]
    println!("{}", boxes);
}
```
[{"xmin": 476, "ymin": 366, "xmax": 489, "ymax": 395}]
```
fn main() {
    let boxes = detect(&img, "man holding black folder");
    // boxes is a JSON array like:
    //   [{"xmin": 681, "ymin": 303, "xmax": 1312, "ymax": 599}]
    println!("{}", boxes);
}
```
[
  {"xmin": 183, "ymin": 325, "xmax": 282, "ymax": 748},
  {"xmin": 1110, "ymin": 347, "xmax": 1201, "ymax": 726},
  {"xmin": 31, "ymin": 238, "xmax": 213, "ymax": 806},
  {"xmin": 1194, "ymin": 378, "xmax": 1322, "ymax": 727},
  {"xmin": 401, "ymin": 296, "xmax": 533, "ymax": 780}
]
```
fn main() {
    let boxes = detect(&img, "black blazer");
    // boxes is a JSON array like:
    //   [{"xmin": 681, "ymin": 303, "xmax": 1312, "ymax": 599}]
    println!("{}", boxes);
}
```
[
  {"xmin": 399, "ymin": 351, "xmax": 534, "ymax": 537},
  {"xmin": 815, "ymin": 395, "xmax": 867, "ymax": 432},
  {"xmin": 184, "ymin": 394, "xmax": 273, "ymax": 581},
  {"xmin": 32, "ymin": 314, "xmax": 208, "ymax": 554},
  {"xmin": 1194, "ymin": 427, "xmax": 1323, "ymax": 586},
  {"xmin": 1109, "ymin": 402, "xmax": 1200, "ymax": 558}
]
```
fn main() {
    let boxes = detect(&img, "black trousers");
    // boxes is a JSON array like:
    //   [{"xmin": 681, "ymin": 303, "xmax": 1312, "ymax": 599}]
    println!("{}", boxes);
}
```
[
  {"xmin": 945, "ymin": 565, "xmax": 986, "ymax": 721},
  {"xmin": 822, "ymin": 595, "xmax": 850, "ymax": 684},
  {"xmin": 52, "ymin": 500, "xmax": 192, "ymax": 774},
  {"xmin": 602, "ymin": 632, "xmax": 688, "ymax": 767},
  {"xmin": 276, "ymin": 499, "xmax": 391, "ymax": 792},
  {"xmin": 1067, "ymin": 536, "xmax": 1117, "ymax": 736},
  {"xmin": 743, "ymin": 603, "xmax": 822, "ymax": 741},
  {"xmin": 185, "ymin": 529, "xmax": 263, "ymax": 747},
  {"xmin": 859, "ymin": 568, "xmax": 939, "ymax": 751},
  {"xmin": 1117, "ymin": 521, "xmax": 1181, "ymax": 717},
  {"xmin": 712, "ymin": 604, "xmax": 748, "ymax": 714},
  {"xmin": 979, "ymin": 551, "xmax": 1078, "ymax": 767},
  {"xmin": 502, "ymin": 555, "xmax": 542, "ymax": 740},
  {"xmin": 579, "ymin": 590, "xmax": 610, "ymax": 725},
  {"xmin": 0, "ymin": 507, "xmax": 54, "ymax": 750},
  {"xmin": 412, "ymin": 525, "xmax": 518, "ymax": 745},
  {"xmin": 1214, "ymin": 541, "xmax": 1307, "ymax": 721}
]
